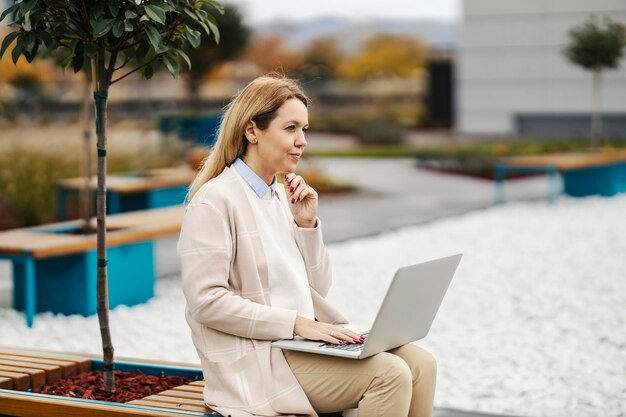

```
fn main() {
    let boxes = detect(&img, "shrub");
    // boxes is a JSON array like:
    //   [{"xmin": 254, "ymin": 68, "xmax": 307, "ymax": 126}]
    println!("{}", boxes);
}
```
[{"xmin": 0, "ymin": 142, "xmax": 178, "ymax": 229}]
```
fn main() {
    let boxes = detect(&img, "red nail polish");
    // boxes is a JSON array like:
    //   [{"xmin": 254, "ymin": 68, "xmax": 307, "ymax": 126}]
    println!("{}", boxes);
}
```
[
  {"xmin": 291, "ymin": 198, "xmax": 295, "ymax": 204},
  {"xmin": 297, "ymin": 197, "xmax": 300, "ymax": 201},
  {"xmin": 290, "ymin": 187, "xmax": 294, "ymax": 192}
]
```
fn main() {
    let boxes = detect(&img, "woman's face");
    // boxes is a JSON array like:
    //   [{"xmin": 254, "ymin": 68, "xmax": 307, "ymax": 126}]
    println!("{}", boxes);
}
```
[{"xmin": 245, "ymin": 98, "xmax": 309, "ymax": 182}]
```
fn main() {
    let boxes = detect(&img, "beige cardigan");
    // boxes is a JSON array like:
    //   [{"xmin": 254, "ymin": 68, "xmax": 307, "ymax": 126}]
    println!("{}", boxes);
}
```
[{"xmin": 178, "ymin": 166, "xmax": 347, "ymax": 417}]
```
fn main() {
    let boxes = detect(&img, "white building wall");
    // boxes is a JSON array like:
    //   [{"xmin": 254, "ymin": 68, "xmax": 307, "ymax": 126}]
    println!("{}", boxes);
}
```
[{"xmin": 457, "ymin": 0, "xmax": 626, "ymax": 136}]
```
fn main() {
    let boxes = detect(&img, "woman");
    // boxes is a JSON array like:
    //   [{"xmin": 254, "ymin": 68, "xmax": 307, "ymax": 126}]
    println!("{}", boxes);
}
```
[{"xmin": 178, "ymin": 75, "xmax": 437, "ymax": 417}]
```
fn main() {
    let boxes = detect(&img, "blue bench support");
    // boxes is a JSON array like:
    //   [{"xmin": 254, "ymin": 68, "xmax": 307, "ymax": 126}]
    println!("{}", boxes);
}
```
[{"xmin": 494, "ymin": 163, "xmax": 560, "ymax": 205}]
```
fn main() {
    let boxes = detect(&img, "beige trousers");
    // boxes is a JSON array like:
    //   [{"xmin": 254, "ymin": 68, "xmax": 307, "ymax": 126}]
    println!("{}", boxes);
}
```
[{"xmin": 283, "ymin": 344, "xmax": 437, "ymax": 417}]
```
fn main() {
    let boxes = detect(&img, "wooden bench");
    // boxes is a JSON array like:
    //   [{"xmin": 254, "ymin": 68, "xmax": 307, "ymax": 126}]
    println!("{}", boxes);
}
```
[
  {"xmin": 0, "ymin": 206, "xmax": 185, "ymax": 327},
  {"xmin": 494, "ymin": 150, "xmax": 626, "ymax": 204},
  {"xmin": 56, "ymin": 166, "xmax": 195, "ymax": 220}
]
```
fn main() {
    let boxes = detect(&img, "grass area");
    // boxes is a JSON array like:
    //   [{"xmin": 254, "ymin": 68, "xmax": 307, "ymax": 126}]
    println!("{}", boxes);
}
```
[
  {"xmin": 0, "ymin": 122, "xmax": 188, "ymax": 229},
  {"xmin": 307, "ymin": 137, "xmax": 626, "ymax": 159},
  {"xmin": 307, "ymin": 137, "xmax": 626, "ymax": 179}
]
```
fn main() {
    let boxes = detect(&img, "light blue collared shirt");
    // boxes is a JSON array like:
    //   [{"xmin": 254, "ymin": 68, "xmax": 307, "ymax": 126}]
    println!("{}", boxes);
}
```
[{"xmin": 232, "ymin": 158, "xmax": 277, "ymax": 199}]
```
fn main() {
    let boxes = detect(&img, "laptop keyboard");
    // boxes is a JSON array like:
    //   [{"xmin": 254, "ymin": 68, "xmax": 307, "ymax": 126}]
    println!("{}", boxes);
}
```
[{"xmin": 320, "ymin": 331, "xmax": 369, "ymax": 351}]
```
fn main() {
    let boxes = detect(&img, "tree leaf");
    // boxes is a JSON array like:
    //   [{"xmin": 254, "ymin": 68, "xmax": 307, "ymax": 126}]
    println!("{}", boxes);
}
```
[
  {"xmin": 142, "ymin": 64, "xmax": 154, "ymax": 80},
  {"xmin": 112, "ymin": 20, "xmax": 124, "ymax": 37},
  {"xmin": 125, "ymin": 9, "xmax": 137, "ymax": 19},
  {"xmin": 26, "ymin": 39, "xmax": 40, "ymax": 63},
  {"xmin": 177, "ymin": 49, "xmax": 191, "ymax": 70},
  {"xmin": 144, "ymin": 4, "xmax": 166, "ymax": 26},
  {"xmin": 72, "ymin": 51, "xmax": 84, "ymax": 73},
  {"xmin": 23, "ymin": 30, "xmax": 36, "ymax": 51},
  {"xmin": 36, "ymin": 29, "xmax": 51, "ymax": 47},
  {"xmin": 93, "ymin": 18, "xmax": 115, "ymax": 38},
  {"xmin": 0, "ymin": 31, "xmax": 20, "ymax": 59},
  {"xmin": 145, "ymin": 24, "xmax": 162, "ymax": 51},
  {"xmin": 162, "ymin": 53, "xmax": 180, "ymax": 77},
  {"xmin": 108, "ymin": 3, "xmax": 120, "ymax": 18},
  {"xmin": 11, "ymin": 41, "xmax": 22, "ymax": 64},
  {"xmin": 0, "ymin": 3, "xmax": 19, "ymax": 24},
  {"xmin": 204, "ymin": 0, "xmax": 225, "ymax": 15},
  {"xmin": 186, "ymin": 28, "xmax": 201, "ymax": 48},
  {"xmin": 125, "ymin": 20, "xmax": 134, "ymax": 32},
  {"xmin": 136, "ymin": 41, "xmax": 150, "ymax": 61},
  {"xmin": 206, "ymin": 13, "xmax": 220, "ymax": 44},
  {"xmin": 18, "ymin": 0, "xmax": 36, "ymax": 14}
]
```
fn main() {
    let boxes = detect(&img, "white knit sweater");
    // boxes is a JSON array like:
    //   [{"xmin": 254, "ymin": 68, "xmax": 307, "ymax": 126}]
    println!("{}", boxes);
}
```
[{"xmin": 235, "ymin": 171, "xmax": 315, "ymax": 320}]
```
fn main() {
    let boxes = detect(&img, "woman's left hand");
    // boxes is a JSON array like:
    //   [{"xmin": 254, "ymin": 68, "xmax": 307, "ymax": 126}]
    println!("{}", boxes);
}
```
[{"xmin": 284, "ymin": 173, "xmax": 318, "ymax": 228}]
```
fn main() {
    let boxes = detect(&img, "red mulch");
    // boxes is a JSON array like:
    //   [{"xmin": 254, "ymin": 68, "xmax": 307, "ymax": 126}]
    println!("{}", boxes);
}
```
[{"xmin": 33, "ymin": 370, "xmax": 192, "ymax": 403}]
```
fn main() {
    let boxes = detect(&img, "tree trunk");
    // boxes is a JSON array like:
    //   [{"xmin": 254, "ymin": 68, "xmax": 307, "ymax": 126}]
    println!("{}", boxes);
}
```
[
  {"xmin": 80, "ymin": 75, "xmax": 93, "ymax": 233},
  {"xmin": 591, "ymin": 69, "xmax": 603, "ymax": 148},
  {"xmin": 92, "ymin": 56, "xmax": 115, "ymax": 392}
]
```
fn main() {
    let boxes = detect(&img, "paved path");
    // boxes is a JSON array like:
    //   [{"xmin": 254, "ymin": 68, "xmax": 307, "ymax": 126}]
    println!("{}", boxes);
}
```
[{"xmin": 311, "ymin": 157, "xmax": 552, "ymax": 243}]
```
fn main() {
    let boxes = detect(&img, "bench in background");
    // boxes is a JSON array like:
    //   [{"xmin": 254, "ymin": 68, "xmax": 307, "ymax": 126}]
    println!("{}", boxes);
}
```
[
  {"xmin": 494, "ymin": 150, "xmax": 626, "ymax": 204},
  {"xmin": 0, "ymin": 206, "xmax": 184, "ymax": 327}
]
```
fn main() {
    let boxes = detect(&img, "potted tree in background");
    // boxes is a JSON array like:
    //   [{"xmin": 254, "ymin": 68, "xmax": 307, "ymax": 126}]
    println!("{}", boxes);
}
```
[
  {"xmin": 563, "ymin": 16, "xmax": 626, "ymax": 148},
  {"xmin": 0, "ymin": 0, "xmax": 222, "ymax": 393}
]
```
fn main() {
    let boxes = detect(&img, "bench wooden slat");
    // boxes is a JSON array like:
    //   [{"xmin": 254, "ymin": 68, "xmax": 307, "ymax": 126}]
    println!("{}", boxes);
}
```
[
  {"xmin": 0, "ymin": 358, "xmax": 63, "ymax": 384},
  {"xmin": 0, "ymin": 376, "xmax": 13, "ymax": 389},
  {"xmin": 0, "ymin": 349, "xmax": 92, "ymax": 372},
  {"xmin": 127, "ymin": 399, "xmax": 212, "ymax": 413},
  {"xmin": 0, "ymin": 391, "xmax": 209, "ymax": 416},
  {"xmin": 172, "ymin": 384, "xmax": 204, "ymax": 393},
  {"xmin": 0, "ymin": 365, "xmax": 46, "ymax": 389},
  {"xmin": 0, "ymin": 355, "xmax": 76, "ymax": 378},
  {"xmin": 189, "ymin": 380, "xmax": 205, "ymax": 387},
  {"xmin": 156, "ymin": 389, "xmax": 204, "ymax": 400},
  {"xmin": 0, "ymin": 370, "xmax": 31, "ymax": 391},
  {"xmin": 142, "ymin": 394, "xmax": 206, "ymax": 407}
]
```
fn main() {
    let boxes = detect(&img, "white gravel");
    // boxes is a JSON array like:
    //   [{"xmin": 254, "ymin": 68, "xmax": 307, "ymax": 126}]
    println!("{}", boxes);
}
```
[{"xmin": 1, "ymin": 195, "xmax": 625, "ymax": 417}]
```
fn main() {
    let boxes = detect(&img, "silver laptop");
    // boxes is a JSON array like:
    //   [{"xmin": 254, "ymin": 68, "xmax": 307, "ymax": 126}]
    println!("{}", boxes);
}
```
[{"xmin": 271, "ymin": 253, "xmax": 462, "ymax": 359}]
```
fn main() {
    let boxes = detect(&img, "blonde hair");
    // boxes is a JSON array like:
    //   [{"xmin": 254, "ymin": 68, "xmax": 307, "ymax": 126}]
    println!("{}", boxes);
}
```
[{"xmin": 186, "ymin": 75, "xmax": 309, "ymax": 202}]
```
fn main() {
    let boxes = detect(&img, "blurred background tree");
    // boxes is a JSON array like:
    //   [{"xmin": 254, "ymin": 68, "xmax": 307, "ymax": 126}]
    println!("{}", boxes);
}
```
[
  {"xmin": 563, "ymin": 16, "xmax": 626, "ymax": 147},
  {"xmin": 241, "ymin": 35, "xmax": 302, "ymax": 76},
  {"xmin": 295, "ymin": 37, "xmax": 343, "ymax": 81},
  {"xmin": 337, "ymin": 34, "xmax": 429, "ymax": 80},
  {"xmin": 183, "ymin": 3, "xmax": 250, "ymax": 98}
]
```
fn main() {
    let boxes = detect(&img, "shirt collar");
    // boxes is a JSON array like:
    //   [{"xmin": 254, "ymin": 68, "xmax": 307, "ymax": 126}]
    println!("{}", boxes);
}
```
[{"xmin": 232, "ymin": 158, "xmax": 276, "ymax": 199}]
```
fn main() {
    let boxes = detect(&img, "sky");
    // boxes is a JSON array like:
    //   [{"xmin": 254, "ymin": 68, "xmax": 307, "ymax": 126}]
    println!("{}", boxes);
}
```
[{"xmin": 225, "ymin": 0, "xmax": 461, "ymax": 24}]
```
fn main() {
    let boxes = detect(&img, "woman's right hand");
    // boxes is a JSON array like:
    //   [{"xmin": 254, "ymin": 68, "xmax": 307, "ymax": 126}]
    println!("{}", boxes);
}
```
[{"xmin": 294, "ymin": 316, "xmax": 364, "ymax": 344}]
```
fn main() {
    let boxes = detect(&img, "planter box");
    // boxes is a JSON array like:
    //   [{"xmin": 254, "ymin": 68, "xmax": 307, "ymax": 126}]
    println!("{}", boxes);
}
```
[
  {"xmin": 562, "ymin": 162, "xmax": 626, "ymax": 196},
  {"xmin": 158, "ymin": 114, "xmax": 221, "ymax": 147},
  {"xmin": 56, "ymin": 167, "xmax": 194, "ymax": 221},
  {"xmin": 0, "ymin": 348, "xmax": 217, "ymax": 417}
]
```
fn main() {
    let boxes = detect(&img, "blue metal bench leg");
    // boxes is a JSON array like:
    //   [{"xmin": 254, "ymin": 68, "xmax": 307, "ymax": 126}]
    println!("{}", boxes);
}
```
[
  {"xmin": 547, "ymin": 167, "xmax": 558, "ymax": 204},
  {"xmin": 494, "ymin": 164, "xmax": 506, "ymax": 205},
  {"xmin": 23, "ymin": 257, "xmax": 37, "ymax": 327}
]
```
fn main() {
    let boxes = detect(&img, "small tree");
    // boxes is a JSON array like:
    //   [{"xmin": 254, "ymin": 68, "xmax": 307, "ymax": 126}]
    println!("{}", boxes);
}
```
[
  {"xmin": 183, "ymin": 3, "xmax": 250, "ymax": 98},
  {"xmin": 563, "ymin": 16, "xmax": 626, "ymax": 147},
  {"xmin": 0, "ymin": 0, "xmax": 222, "ymax": 392}
]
